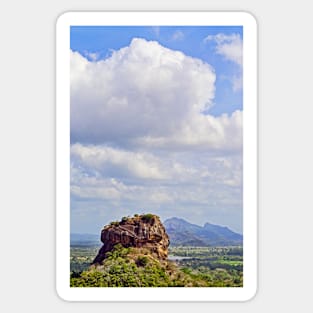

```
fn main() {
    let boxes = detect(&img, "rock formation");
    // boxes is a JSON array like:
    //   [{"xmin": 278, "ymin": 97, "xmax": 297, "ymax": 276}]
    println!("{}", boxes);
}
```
[{"xmin": 92, "ymin": 214, "xmax": 170, "ymax": 264}]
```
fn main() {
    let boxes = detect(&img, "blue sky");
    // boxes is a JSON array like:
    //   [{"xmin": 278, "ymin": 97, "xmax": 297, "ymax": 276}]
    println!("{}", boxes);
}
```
[{"xmin": 70, "ymin": 26, "xmax": 243, "ymax": 234}]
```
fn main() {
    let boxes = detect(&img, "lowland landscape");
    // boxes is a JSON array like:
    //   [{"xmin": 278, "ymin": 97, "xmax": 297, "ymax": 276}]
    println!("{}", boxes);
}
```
[{"xmin": 70, "ymin": 214, "xmax": 243, "ymax": 287}]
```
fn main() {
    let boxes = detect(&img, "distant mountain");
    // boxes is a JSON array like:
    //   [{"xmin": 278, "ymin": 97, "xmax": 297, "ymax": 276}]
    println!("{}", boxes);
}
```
[
  {"xmin": 70, "ymin": 233, "xmax": 101, "ymax": 246},
  {"xmin": 163, "ymin": 217, "xmax": 242, "ymax": 246}
]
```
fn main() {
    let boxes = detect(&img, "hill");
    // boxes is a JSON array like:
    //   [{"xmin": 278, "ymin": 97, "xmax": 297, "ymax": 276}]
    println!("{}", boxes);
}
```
[{"xmin": 164, "ymin": 217, "xmax": 242, "ymax": 246}]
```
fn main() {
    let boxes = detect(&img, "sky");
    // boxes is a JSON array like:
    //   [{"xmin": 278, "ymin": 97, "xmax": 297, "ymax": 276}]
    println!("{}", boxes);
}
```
[{"xmin": 70, "ymin": 26, "xmax": 243, "ymax": 235}]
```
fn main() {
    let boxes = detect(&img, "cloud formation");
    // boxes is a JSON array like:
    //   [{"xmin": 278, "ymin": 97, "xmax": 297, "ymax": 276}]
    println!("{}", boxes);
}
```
[
  {"xmin": 71, "ymin": 143, "xmax": 242, "ymax": 184},
  {"xmin": 71, "ymin": 143, "xmax": 242, "ymax": 230},
  {"xmin": 71, "ymin": 143, "xmax": 169, "ymax": 180},
  {"xmin": 204, "ymin": 33, "xmax": 243, "ymax": 91},
  {"xmin": 70, "ymin": 37, "xmax": 243, "ymax": 233},
  {"xmin": 204, "ymin": 33, "xmax": 242, "ymax": 66},
  {"xmin": 71, "ymin": 141, "xmax": 243, "ymax": 215},
  {"xmin": 71, "ymin": 38, "xmax": 241, "ymax": 150}
]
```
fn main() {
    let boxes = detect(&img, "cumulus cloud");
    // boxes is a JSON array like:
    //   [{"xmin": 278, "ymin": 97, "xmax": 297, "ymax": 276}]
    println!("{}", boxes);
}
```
[
  {"xmin": 204, "ymin": 33, "xmax": 242, "ymax": 91},
  {"xmin": 70, "ymin": 148, "xmax": 243, "ymax": 232},
  {"xmin": 135, "ymin": 110, "xmax": 242, "ymax": 151},
  {"xmin": 71, "ymin": 143, "xmax": 168, "ymax": 180},
  {"xmin": 70, "ymin": 141, "xmax": 243, "ymax": 233},
  {"xmin": 82, "ymin": 51, "xmax": 100, "ymax": 62},
  {"xmin": 70, "ymin": 143, "xmax": 212, "ymax": 182},
  {"xmin": 71, "ymin": 154, "xmax": 242, "ymax": 205},
  {"xmin": 70, "ymin": 38, "xmax": 242, "ymax": 150},
  {"xmin": 70, "ymin": 143, "xmax": 242, "ymax": 197},
  {"xmin": 204, "ymin": 33, "xmax": 242, "ymax": 66}
]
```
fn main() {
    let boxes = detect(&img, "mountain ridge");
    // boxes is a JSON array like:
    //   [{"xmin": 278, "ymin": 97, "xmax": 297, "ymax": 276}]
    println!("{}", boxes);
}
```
[{"xmin": 163, "ymin": 217, "xmax": 242, "ymax": 246}]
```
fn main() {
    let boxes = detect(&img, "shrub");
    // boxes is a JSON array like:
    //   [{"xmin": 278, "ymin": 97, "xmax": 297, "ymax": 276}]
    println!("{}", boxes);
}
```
[
  {"xmin": 121, "ymin": 216, "xmax": 128, "ymax": 223},
  {"xmin": 136, "ymin": 256, "xmax": 149, "ymax": 267},
  {"xmin": 141, "ymin": 213, "xmax": 155, "ymax": 223}
]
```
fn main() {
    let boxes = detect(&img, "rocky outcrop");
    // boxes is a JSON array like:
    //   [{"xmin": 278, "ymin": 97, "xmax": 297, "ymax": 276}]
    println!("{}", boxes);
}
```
[{"xmin": 92, "ymin": 214, "xmax": 170, "ymax": 264}]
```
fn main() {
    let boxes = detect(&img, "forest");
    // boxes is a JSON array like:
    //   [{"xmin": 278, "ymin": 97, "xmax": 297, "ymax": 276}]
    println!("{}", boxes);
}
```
[{"xmin": 70, "ymin": 244, "xmax": 243, "ymax": 287}]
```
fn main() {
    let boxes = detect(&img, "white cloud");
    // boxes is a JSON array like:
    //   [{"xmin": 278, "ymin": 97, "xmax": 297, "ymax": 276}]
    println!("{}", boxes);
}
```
[
  {"xmin": 71, "ymin": 143, "xmax": 242, "ymax": 198},
  {"xmin": 71, "ymin": 157, "xmax": 242, "ymax": 232},
  {"xmin": 204, "ymin": 33, "xmax": 242, "ymax": 66},
  {"xmin": 71, "ymin": 142, "xmax": 242, "ymax": 185},
  {"xmin": 135, "ymin": 110, "xmax": 242, "ymax": 151},
  {"xmin": 71, "ymin": 143, "xmax": 168, "ymax": 180},
  {"xmin": 71, "ymin": 38, "xmax": 242, "ymax": 151},
  {"xmin": 231, "ymin": 75, "xmax": 243, "ymax": 92},
  {"xmin": 204, "ymin": 33, "xmax": 243, "ymax": 91},
  {"xmin": 71, "ymin": 39, "xmax": 210, "ymax": 145},
  {"xmin": 82, "ymin": 51, "xmax": 100, "ymax": 61}
]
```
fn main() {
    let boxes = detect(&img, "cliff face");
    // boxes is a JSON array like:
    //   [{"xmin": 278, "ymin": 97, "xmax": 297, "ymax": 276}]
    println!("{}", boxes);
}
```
[{"xmin": 92, "ymin": 214, "xmax": 170, "ymax": 264}]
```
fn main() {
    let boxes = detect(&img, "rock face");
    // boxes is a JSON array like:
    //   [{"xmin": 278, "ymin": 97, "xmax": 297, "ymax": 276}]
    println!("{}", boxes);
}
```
[{"xmin": 92, "ymin": 214, "xmax": 170, "ymax": 264}]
